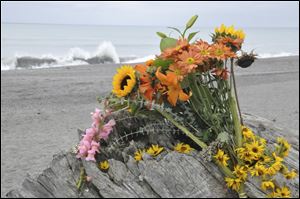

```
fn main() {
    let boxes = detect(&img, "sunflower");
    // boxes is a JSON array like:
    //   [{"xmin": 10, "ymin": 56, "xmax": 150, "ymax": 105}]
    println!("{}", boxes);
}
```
[
  {"xmin": 261, "ymin": 180, "xmax": 275, "ymax": 191},
  {"xmin": 241, "ymin": 125, "xmax": 255, "ymax": 140},
  {"xmin": 245, "ymin": 140, "xmax": 265, "ymax": 160},
  {"xmin": 99, "ymin": 160, "xmax": 110, "ymax": 171},
  {"xmin": 274, "ymin": 186, "xmax": 291, "ymax": 198},
  {"xmin": 174, "ymin": 143, "xmax": 193, "ymax": 154},
  {"xmin": 146, "ymin": 144, "xmax": 164, "ymax": 157},
  {"xmin": 213, "ymin": 149, "xmax": 230, "ymax": 167},
  {"xmin": 250, "ymin": 163, "xmax": 267, "ymax": 176},
  {"xmin": 134, "ymin": 149, "xmax": 145, "ymax": 162},
  {"xmin": 112, "ymin": 65, "xmax": 136, "ymax": 97},
  {"xmin": 284, "ymin": 169, "xmax": 297, "ymax": 180},
  {"xmin": 225, "ymin": 177, "xmax": 242, "ymax": 191},
  {"xmin": 233, "ymin": 165, "xmax": 248, "ymax": 181}
]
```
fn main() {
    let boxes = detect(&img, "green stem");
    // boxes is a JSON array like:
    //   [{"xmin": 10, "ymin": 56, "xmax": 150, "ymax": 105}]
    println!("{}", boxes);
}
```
[
  {"xmin": 156, "ymin": 108, "xmax": 208, "ymax": 149},
  {"xmin": 230, "ymin": 58, "xmax": 244, "ymax": 125},
  {"xmin": 238, "ymin": 185, "xmax": 247, "ymax": 198},
  {"xmin": 76, "ymin": 167, "xmax": 85, "ymax": 190},
  {"xmin": 230, "ymin": 95, "xmax": 242, "ymax": 148}
]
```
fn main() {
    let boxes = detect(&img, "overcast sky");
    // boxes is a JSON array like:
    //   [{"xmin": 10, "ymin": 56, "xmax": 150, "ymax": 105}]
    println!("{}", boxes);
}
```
[{"xmin": 1, "ymin": 1, "xmax": 299, "ymax": 27}]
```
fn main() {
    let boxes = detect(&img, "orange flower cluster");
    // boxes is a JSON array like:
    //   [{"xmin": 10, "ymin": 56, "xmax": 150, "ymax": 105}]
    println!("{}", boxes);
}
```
[
  {"xmin": 146, "ymin": 38, "xmax": 236, "ymax": 106},
  {"xmin": 132, "ymin": 37, "xmax": 238, "ymax": 106}
]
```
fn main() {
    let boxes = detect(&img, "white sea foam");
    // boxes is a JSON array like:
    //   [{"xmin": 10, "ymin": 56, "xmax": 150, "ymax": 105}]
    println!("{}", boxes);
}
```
[
  {"xmin": 258, "ymin": 52, "xmax": 298, "ymax": 58},
  {"xmin": 1, "ymin": 50, "xmax": 299, "ymax": 71},
  {"xmin": 124, "ymin": 55, "xmax": 156, "ymax": 63},
  {"xmin": 1, "ymin": 41, "xmax": 120, "ymax": 70}
]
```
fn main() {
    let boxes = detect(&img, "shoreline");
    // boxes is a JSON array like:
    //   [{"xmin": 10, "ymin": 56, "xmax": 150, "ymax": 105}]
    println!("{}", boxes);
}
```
[
  {"xmin": 1, "ymin": 55, "xmax": 299, "ymax": 72},
  {"xmin": 1, "ymin": 56, "xmax": 299, "ymax": 196}
]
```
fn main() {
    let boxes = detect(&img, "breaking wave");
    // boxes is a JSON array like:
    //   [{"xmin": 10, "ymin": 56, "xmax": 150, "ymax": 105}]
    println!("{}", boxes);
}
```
[{"xmin": 1, "ymin": 41, "xmax": 122, "ymax": 70}]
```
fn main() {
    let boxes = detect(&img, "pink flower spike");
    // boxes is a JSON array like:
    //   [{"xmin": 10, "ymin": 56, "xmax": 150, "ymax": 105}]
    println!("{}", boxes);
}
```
[
  {"xmin": 100, "ymin": 119, "xmax": 116, "ymax": 140},
  {"xmin": 86, "ymin": 128, "xmax": 96, "ymax": 136},
  {"xmin": 85, "ymin": 153, "xmax": 96, "ymax": 162},
  {"xmin": 88, "ymin": 149, "xmax": 96, "ymax": 155},
  {"xmin": 91, "ymin": 108, "xmax": 103, "ymax": 121},
  {"xmin": 91, "ymin": 140, "xmax": 100, "ymax": 147}
]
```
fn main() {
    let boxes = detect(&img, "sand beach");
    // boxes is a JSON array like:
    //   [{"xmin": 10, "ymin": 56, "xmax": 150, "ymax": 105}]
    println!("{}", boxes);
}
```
[{"xmin": 1, "ymin": 56, "xmax": 299, "ymax": 196}]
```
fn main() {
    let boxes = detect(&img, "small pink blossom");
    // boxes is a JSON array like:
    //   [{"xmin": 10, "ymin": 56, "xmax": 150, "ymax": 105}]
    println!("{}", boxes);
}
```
[
  {"xmin": 85, "ymin": 153, "xmax": 96, "ymax": 162},
  {"xmin": 77, "ymin": 108, "xmax": 116, "ymax": 161},
  {"xmin": 99, "ymin": 119, "xmax": 116, "ymax": 140}
]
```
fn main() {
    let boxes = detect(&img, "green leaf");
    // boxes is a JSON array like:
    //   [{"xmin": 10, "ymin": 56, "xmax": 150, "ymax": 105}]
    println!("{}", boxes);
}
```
[
  {"xmin": 156, "ymin": 32, "xmax": 167, "ymax": 38},
  {"xmin": 167, "ymin": 27, "xmax": 183, "ymax": 37},
  {"xmin": 186, "ymin": 15, "xmax": 198, "ymax": 29},
  {"xmin": 217, "ymin": 132, "xmax": 230, "ymax": 143},
  {"xmin": 160, "ymin": 37, "xmax": 177, "ymax": 52},
  {"xmin": 153, "ymin": 58, "xmax": 173, "ymax": 71},
  {"xmin": 188, "ymin": 31, "xmax": 199, "ymax": 42}
]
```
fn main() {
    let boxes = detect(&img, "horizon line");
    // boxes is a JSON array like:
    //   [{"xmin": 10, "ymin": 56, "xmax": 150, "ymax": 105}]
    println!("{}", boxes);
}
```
[{"xmin": 1, "ymin": 21, "xmax": 299, "ymax": 28}]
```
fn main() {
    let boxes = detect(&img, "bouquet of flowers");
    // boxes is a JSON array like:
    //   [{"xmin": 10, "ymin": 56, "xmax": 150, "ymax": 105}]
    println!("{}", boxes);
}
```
[{"xmin": 76, "ymin": 16, "xmax": 297, "ymax": 198}]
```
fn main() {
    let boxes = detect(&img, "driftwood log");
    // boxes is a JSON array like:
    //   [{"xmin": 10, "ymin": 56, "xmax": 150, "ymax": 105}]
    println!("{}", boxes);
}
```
[{"xmin": 6, "ymin": 113, "xmax": 299, "ymax": 198}]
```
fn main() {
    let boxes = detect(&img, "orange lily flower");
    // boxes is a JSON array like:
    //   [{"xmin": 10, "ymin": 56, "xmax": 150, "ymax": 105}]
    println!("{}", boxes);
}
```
[
  {"xmin": 135, "ymin": 64, "xmax": 155, "ymax": 101},
  {"xmin": 155, "ymin": 67, "xmax": 190, "ymax": 106}
]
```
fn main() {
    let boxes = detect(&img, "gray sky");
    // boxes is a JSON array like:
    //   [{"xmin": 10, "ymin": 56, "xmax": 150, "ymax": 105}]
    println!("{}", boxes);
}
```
[{"xmin": 1, "ymin": 1, "xmax": 299, "ymax": 27}]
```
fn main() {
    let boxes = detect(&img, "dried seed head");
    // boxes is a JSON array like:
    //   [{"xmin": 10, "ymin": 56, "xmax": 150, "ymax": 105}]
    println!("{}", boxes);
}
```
[{"xmin": 236, "ymin": 50, "xmax": 257, "ymax": 68}]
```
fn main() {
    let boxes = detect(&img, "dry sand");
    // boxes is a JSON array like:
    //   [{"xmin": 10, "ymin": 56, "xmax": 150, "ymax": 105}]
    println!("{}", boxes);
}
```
[{"xmin": 1, "ymin": 56, "xmax": 299, "ymax": 196}]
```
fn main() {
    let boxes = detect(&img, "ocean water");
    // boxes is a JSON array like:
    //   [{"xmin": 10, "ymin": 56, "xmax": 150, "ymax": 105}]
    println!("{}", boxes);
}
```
[{"xmin": 1, "ymin": 23, "xmax": 299, "ymax": 70}]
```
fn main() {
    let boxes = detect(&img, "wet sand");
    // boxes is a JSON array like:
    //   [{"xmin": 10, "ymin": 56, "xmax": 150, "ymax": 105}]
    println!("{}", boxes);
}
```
[{"xmin": 1, "ymin": 56, "xmax": 299, "ymax": 196}]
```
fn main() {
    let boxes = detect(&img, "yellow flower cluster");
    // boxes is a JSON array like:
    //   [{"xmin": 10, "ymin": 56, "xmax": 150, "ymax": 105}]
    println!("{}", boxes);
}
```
[
  {"xmin": 215, "ymin": 24, "xmax": 246, "ymax": 39},
  {"xmin": 134, "ymin": 143, "xmax": 193, "ymax": 162},
  {"xmin": 268, "ymin": 186, "xmax": 291, "ymax": 198},
  {"xmin": 217, "ymin": 126, "xmax": 297, "ymax": 197},
  {"xmin": 134, "ymin": 144, "xmax": 164, "ymax": 162}
]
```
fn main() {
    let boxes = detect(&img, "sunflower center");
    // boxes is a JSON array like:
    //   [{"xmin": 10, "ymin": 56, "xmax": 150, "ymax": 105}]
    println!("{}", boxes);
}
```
[
  {"xmin": 181, "ymin": 146, "xmax": 187, "ymax": 152},
  {"xmin": 120, "ymin": 75, "xmax": 131, "ymax": 90},
  {"xmin": 186, "ymin": 57, "xmax": 195, "ymax": 64},
  {"xmin": 252, "ymin": 147, "xmax": 258, "ymax": 153}
]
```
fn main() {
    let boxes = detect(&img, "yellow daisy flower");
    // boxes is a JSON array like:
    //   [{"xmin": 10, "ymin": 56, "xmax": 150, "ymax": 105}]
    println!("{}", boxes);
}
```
[
  {"xmin": 245, "ymin": 140, "xmax": 264, "ymax": 160},
  {"xmin": 112, "ymin": 65, "xmax": 136, "ymax": 98},
  {"xmin": 236, "ymin": 147, "xmax": 255, "ymax": 162},
  {"xmin": 250, "ymin": 164, "xmax": 267, "ymax": 176},
  {"xmin": 225, "ymin": 177, "xmax": 242, "ymax": 191},
  {"xmin": 266, "ymin": 166, "xmax": 277, "ymax": 176},
  {"xmin": 99, "ymin": 160, "xmax": 110, "ymax": 171},
  {"xmin": 241, "ymin": 125, "xmax": 255, "ymax": 140},
  {"xmin": 213, "ymin": 149, "xmax": 230, "ymax": 167},
  {"xmin": 259, "ymin": 155, "xmax": 272, "ymax": 163},
  {"xmin": 261, "ymin": 180, "xmax": 275, "ymax": 191},
  {"xmin": 233, "ymin": 165, "xmax": 248, "ymax": 181},
  {"xmin": 134, "ymin": 149, "xmax": 145, "ymax": 162},
  {"xmin": 146, "ymin": 144, "xmax": 164, "ymax": 157},
  {"xmin": 274, "ymin": 186, "xmax": 291, "ymax": 198},
  {"xmin": 276, "ymin": 137, "xmax": 291, "ymax": 157},
  {"xmin": 174, "ymin": 143, "xmax": 193, "ymax": 154},
  {"xmin": 284, "ymin": 169, "xmax": 297, "ymax": 180}
]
